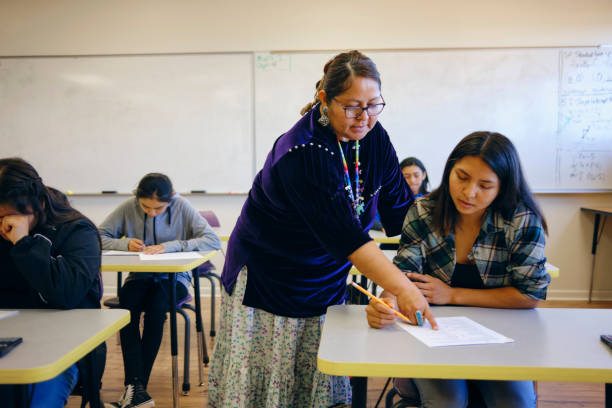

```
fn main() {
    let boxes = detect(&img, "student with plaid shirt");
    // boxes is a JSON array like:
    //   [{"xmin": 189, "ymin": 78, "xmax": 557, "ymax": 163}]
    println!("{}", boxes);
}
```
[{"xmin": 366, "ymin": 132, "xmax": 549, "ymax": 408}]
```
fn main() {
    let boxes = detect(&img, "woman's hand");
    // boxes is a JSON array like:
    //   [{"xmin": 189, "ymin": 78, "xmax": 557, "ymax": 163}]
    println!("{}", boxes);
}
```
[
  {"xmin": 142, "ymin": 245, "xmax": 165, "ymax": 255},
  {"xmin": 365, "ymin": 296, "xmax": 397, "ymax": 329},
  {"xmin": 0, "ymin": 215, "xmax": 33, "ymax": 244},
  {"xmin": 128, "ymin": 238, "xmax": 145, "ymax": 252},
  {"xmin": 407, "ymin": 272, "xmax": 454, "ymax": 305},
  {"xmin": 395, "ymin": 284, "xmax": 438, "ymax": 329}
]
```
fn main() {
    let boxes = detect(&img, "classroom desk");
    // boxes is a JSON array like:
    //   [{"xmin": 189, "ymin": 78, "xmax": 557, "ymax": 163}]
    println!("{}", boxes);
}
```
[
  {"xmin": 318, "ymin": 305, "xmax": 612, "ymax": 408},
  {"xmin": 0, "ymin": 309, "xmax": 129, "ymax": 407},
  {"xmin": 101, "ymin": 250, "xmax": 217, "ymax": 408},
  {"xmin": 581, "ymin": 207, "xmax": 612, "ymax": 302}
]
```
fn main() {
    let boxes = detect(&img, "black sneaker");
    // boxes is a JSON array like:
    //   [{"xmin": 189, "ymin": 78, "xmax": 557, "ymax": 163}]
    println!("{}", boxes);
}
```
[{"xmin": 116, "ymin": 383, "xmax": 155, "ymax": 408}]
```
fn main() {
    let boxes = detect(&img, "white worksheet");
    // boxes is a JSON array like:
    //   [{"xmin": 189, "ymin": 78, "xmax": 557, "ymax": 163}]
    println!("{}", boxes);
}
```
[
  {"xmin": 139, "ymin": 252, "xmax": 203, "ymax": 261},
  {"xmin": 102, "ymin": 250, "xmax": 134, "ymax": 256},
  {"xmin": 0, "ymin": 310, "xmax": 19, "ymax": 320},
  {"xmin": 397, "ymin": 316, "xmax": 514, "ymax": 347}
]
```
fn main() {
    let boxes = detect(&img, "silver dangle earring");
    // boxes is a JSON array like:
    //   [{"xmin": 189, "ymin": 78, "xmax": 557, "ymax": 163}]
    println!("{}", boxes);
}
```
[{"xmin": 318, "ymin": 106, "xmax": 330, "ymax": 126}]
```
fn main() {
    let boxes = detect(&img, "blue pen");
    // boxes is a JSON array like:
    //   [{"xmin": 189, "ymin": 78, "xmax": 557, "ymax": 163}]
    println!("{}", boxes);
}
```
[{"xmin": 416, "ymin": 310, "xmax": 424, "ymax": 326}]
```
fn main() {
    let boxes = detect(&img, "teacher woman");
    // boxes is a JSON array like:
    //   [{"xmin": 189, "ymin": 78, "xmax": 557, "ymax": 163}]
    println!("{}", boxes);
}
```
[{"xmin": 208, "ymin": 50, "xmax": 436, "ymax": 407}]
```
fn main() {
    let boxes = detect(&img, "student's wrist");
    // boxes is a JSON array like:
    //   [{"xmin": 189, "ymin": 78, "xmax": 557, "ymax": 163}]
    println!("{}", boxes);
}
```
[{"xmin": 449, "ymin": 287, "xmax": 463, "ymax": 305}]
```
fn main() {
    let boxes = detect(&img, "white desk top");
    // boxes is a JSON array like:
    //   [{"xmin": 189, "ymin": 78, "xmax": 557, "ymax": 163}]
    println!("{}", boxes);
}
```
[
  {"xmin": 318, "ymin": 305, "xmax": 612, "ymax": 383},
  {"xmin": 0, "ymin": 309, "xmax": 129, "ymax": 384},
  {"xmin": 101, "ymin": 250, "xmax": 217, "ymax": 273}
]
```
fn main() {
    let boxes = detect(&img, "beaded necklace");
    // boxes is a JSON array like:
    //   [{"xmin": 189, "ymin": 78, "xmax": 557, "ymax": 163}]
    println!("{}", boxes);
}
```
[{"xmin": 337, "ymin": 139, "xmax": 364, "ymax": 220}]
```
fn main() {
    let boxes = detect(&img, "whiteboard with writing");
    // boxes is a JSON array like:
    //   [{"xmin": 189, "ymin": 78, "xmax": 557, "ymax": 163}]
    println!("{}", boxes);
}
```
[
  {"xmin": 1, "ymin": 48, "xmax": 611, "ymax": 193},
  {"xmin": 255, "ymin": 48, "xmax": 612, "ymax": 192},
  {"xmin": 557, "ymin": 49, "xmax": 612, "ymax": 189}
]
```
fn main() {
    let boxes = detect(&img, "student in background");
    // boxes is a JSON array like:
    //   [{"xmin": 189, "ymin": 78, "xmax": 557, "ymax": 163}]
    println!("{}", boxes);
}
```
[
  {"xmin": 366, "ymin": 132, "xmax": 550, "ymax": 408},
  {"xmin": 208, "ymin": 50, "xmax": 436, "ymax": 408},
  {"xmin": 99, "ymin": 173, "xmax": 221, "ymax": 408},
  {"xmin": 400, "ymin": 156, "xmax": 430, "ymax": 197},
  {"xmin": 372, "ymin": 156, "xmax": 430, "ymax": 231},
  {"xmin": 0, "ymin": 157, "xmax": 104, "ymax": 408}
]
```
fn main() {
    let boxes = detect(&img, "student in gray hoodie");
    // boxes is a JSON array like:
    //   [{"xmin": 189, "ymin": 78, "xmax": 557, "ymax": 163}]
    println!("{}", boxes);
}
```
[{"xmin": 99, "ymin": 173, "xmax": 221, "ymax": 408}]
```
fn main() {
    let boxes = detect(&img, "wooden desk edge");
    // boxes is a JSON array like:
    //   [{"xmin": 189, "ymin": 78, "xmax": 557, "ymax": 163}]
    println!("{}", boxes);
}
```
[
  {"xmin": 317, "ymin": 357, "xmax": 612, "ymax": 383},
  {"xmin": 0, "ymin": 311, "xmax": 130, "ymax": 384},
  {"xmin": 100, "ymin": 250, "xmax": 217, "ymax": 273}
]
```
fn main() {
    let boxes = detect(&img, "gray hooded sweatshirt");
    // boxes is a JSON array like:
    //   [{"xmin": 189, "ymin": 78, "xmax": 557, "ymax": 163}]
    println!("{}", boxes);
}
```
[{"xmin": 99, "ymin": 194, "xmax": 222, "ymax": 288}]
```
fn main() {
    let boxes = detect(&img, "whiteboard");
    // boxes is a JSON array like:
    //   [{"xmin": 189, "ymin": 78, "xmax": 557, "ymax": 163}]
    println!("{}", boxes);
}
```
[
  {"xmin": 254, "ymin": 49, "xmax": 612, "ymax": 192},
  {"xmin": 1, "ymin": 49, "xmax": 611, "ymax": 193},
  {"xmin": 0, "ymin": 53, "xmax": 253, "ymax": 193}
]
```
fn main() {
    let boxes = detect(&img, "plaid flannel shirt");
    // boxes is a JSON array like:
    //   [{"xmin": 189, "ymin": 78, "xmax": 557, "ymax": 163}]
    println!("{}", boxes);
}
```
[{"xmin": 394, "ymin": 197, "xmax": 550, "ymax": 300}]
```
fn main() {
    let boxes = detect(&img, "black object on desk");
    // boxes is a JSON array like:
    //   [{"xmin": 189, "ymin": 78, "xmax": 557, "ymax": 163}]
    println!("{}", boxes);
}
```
[
  {"xmin": 602, "ymin": 335, "xmax": 612, "ymax": 350},
  {"xmin": 0, "ymin": 337, "xmax": 23, "ymax": 358},
  {"xmin": 101, "ymin": 190, "xmax": 117, "ymax": 194}
]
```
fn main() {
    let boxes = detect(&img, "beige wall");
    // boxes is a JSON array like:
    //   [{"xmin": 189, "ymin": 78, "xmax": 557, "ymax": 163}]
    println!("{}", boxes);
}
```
[
  {"xmin": 70, "ymin": 194, "xmax": 612, "ymax": 301},
  {"xmin": 538, "ymin": 194, "xmax": 612, "ymax": 300},
  {"xmin": 2, "ymin": 0, "xmax": 611, "ymax": 299},
  {"xmin": 1, "ymin": 0, "xmax": 612, "ymax": 56}
]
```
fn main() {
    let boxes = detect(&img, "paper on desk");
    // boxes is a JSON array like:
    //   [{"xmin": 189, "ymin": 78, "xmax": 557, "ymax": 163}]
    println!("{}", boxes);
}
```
[
  {"xmin": 0, "ymin": 310, "xmax": 19, "ymax": 320},
  {"xmin": 139, "ymin": 252, "xmax": 204, "ymax": 261},
  {"xmin": 102, "ymin": 250, "xmax": 134, "ymax": 256},
  {"xmin": 397, "ymin": 316, "xmax": 513, "ymax": 347}
]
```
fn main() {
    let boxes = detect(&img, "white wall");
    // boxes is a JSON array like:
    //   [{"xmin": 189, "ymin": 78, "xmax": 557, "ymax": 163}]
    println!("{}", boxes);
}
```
[
  {"xmin": 1, "ymin": 0, "xmax": 611, "ymax": 55},
  {"xmin": 537, "ymin": 194, "xmax": 612, "ymax": 300},
  {"xmin": 2, "ymin": 0, "xmax": 612, "ymax": 299}
]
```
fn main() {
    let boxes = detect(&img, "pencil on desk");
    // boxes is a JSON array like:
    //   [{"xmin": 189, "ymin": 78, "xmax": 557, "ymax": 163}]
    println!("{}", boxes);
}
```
[{"xmin": 349, "ymin": 281, "xmax": 414, "ymax": 324}]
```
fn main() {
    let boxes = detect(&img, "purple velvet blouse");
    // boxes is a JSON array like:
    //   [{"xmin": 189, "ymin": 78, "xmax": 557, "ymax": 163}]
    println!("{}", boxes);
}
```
[{"xmin": 221, "ymin": 106, "xmax": 413, "ymax": 317}]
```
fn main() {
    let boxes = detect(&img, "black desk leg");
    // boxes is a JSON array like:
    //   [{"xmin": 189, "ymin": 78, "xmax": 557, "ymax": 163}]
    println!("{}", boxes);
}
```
[
  {"xmin": 192, "ymin": 269, "xmax": 208, "ymax": 386},
  {"xmin": 169, "ymin": 274, "xmax": 179, "ymax": 408},
  {"xmin": 16, "ymin": 385, "xmax": 29, "ymax": 408},
  {"xmin": 88, "ymin": 349, "xmax": 101, "ymax": 408},
  {"xmin": 351, "ymin": 376, "xmax": 367, "ymax": 408},
  {"xmin": 606, "ymin": 383, "xmax": 611, "ymax": 408},
  {"xmin": 588, "ymin": 214, "xmax": 601, "ymax": 303},
  {"xmin": 359, "ymin": 275, "xmax": 369, "ymax": 305}
]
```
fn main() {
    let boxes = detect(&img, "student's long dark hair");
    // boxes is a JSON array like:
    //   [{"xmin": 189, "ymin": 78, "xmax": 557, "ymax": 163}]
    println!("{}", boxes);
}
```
[
  {"xmin": 429, "ymin": 132, "xmax": 547, "ymax": 236},
  {"xmin": 400, "ymin": 157, "xmax": 430, "ymax": 195},
  {"xmin": 300, "ymin": 50, "xmax": 381, "ymax": 115},
  {"xmin": 0, "ymin": 157, "xmax": 96, "ymax": 231}
]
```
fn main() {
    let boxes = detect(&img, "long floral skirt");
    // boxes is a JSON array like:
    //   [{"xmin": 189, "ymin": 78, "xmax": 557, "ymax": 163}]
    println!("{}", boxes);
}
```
[{"xmin": 207, "ymin": 267, "xmax": 351, "ymax": 407}]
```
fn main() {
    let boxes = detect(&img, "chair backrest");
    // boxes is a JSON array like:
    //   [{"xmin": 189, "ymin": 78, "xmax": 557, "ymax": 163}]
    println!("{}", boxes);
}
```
[{"xmin": 199, "ymin": 210, "xmax": 221, "ymax": 228}]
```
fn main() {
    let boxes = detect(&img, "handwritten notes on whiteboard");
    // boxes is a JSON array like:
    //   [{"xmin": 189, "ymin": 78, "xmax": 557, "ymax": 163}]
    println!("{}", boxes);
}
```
[
  {"xmin": 558, "ymin": 49, "xmax": 612, "ymax": 189},
  {"xmin": 255, "ymin": 53, "xmax": 291, "ymax": 72}
]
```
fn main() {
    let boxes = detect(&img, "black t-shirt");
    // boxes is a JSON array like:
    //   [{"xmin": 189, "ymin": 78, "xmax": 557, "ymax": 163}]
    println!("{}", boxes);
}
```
[{"xmin": 450, "ymin": 263, "xmax": 484, "ymax": 289}]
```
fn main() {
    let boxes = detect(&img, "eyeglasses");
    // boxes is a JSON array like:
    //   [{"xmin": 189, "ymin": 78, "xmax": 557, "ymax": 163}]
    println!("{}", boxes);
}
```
[{"xmin": 332, "ymin": 98, "xmax": 386, "ymax": 119}]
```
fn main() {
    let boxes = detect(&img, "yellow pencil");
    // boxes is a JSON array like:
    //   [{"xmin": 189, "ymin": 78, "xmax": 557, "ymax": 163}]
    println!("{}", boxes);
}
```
[{"xmin": 350, "ymin": 281, "xmax": 413, "ymax": 324}]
